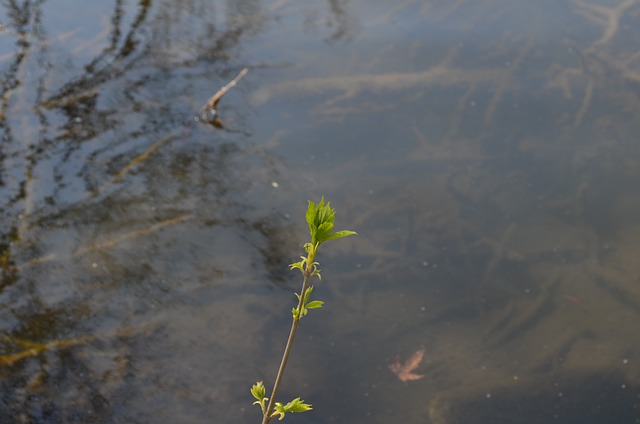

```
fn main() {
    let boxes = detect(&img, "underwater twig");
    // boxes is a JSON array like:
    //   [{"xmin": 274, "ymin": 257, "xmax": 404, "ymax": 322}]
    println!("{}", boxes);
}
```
[
  {"xmin": 22, "ymin": 214, "xmax": 193, "ymax": 268},
  {"xmin": 0, "ymin": 335, "xmax": 96, "ymax": 366},
  {"xmin": 574, "ymin": 0, "xmax": 639, "ymax": 49},
  {"xmin": 97, "ymin": 134, "xmax": 180, "ymax": 195},
  {"xmin": 0, "ymin": 322, "xmax": 160, "ymax": 368}
]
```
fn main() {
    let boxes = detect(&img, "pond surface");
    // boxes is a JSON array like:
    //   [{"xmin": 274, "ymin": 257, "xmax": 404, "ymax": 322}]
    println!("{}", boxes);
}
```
[{"xmin": 2, "ymin": 0, "xmax": 640, "ymax": 423}]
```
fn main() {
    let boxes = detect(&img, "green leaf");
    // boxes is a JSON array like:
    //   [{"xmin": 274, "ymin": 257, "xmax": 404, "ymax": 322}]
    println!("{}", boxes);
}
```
[
  {"xmin": 289, "ymin": 259, "xmax": 305, "ymax": 272},
  {"xmin": 283, "ymin": 397, "xmax": 313, "ymax": 413},
  {"xmin": 251, "ymin": 381, "xmax": 266, "ymax": 401},
  {"xmin": 325, "ymin": 229, "xmax": 357, "ymax": 241},
  {"xmin": 315, "ymin": 222, "xmax": 334, "ymax": 244},
  {"xmin": 306, "ymin": 300, "xmax": 324, "ymax": 309},
  {"xmin": 251, "ymin": 382, "xmax": 268, "ymax": 413},
  {"xmin": 296, "ymin": 286, "xmax": 323, "ymax": 316},
  {"xmin": 271, "ymin": 404, "xmax": 285, "ymax": 421},
  {"xmin": 305, "ymin": 201, "xmax": 318, "ymax": 235},
  {"xmin": 271, "ymin": 397, "xmax": 313, "ymax": 420},
  {"xmin": 305, "ymin": 197, "xmax": 356, "ymax": 247},
  {"xmin": 302, "ymin": 286, "xmax": 314, "ymax": 304},
  {"xmin": 309, "ymin": 264, "xmax": 322, "ymax": 280}
]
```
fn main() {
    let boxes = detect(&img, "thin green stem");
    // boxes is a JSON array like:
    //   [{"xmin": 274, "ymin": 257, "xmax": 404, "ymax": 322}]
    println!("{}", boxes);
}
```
[{"xmin": 261, "ymin": 261, "xmax": 313, "ymax": 424}]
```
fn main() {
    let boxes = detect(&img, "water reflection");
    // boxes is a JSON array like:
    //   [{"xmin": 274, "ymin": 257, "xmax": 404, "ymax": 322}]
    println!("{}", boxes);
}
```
[
  {"xmin": 1, "ymin": 0, "xmax": 640, "ymax": 422},
  {"xmin": 0, "ymin": 0, "xmax": 299, "ymax": 422}
]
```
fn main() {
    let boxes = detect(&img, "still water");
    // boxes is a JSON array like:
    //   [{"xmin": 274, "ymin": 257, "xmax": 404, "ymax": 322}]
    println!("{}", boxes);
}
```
[{"xmin": 1, "ymin": 0, "xmax": 640, "ymax": 422}]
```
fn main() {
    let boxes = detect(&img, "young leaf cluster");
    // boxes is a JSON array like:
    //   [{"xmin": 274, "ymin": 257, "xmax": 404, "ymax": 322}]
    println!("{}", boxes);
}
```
[
  {"xmin": 251, "ymin": 381, "xmax": 268, "ymax": 414},
  {"xmin": 292, "ymin": 285, "xmax": 324, "ymax": 319},
  {"xmin": 290, "ymin": 197, "xmax": 357, "ymax": 281},
  {"xmin": 289, "ymin": 256, "xmax": 320, "ymax": 280},
  {"xmin": 306, "ymin": 196, "xmax": 357, "ymax": 250},
  {"xmin": 252, "ymin": 382, "xmax": 312, "ymax": 421},
  {"xmin": 252, "ymin": 197, "xmax": 356, "ymax": 423},
  {"xmin": 271, "ymin": 398, "xmax": 312, "ymax": 421}
]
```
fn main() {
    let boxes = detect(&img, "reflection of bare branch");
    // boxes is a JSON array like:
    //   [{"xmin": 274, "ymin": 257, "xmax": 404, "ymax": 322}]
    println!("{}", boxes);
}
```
[
  {"xmin": 40, "ymin": 0, "xmax": 150, "ymax": 108},
  {"xmin": 0, "ymin": 1, "xmax": 32, "ymax": 123},
  {"xmin": 268, "ymin": 0, "xmax": 292, "ymax": 11},
  {"xmin": 325, "ymin": 0, "xmax": 356, "ymax": 42},
  {"xmin": 71, "ymin": 16, "xmax": 112, "ymax": 56}
]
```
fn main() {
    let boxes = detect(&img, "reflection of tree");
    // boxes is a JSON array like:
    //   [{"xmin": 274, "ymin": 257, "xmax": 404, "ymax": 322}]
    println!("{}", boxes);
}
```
[
  {"xmin": 40, "ymin": 0, "xmax": 150, "ymax": 110},
  {"xmin": 0, "ymin": 0, "xmax": 283, "ymax": 274},
  {"xmin": 295, "ymin": 0, "xmax": 357, "ymax": 42},
  {"xmin": 0, "ymin": 0, "xmax": 296, "ymax": 422},
  {"xmin": 325, "ymin": 0, "xmax": 356, "ymax": 42}
]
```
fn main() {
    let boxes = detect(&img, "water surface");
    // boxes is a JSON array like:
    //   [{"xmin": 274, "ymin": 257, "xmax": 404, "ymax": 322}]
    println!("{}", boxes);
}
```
[{"xmin": 1, "ymin": 0, "xmax": 640, "ymax": 422}]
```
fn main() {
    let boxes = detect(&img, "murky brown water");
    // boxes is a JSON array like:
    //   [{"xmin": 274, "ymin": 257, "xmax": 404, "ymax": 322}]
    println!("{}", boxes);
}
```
[{"xmin": 1, "ymin": 0, "xmax": 640, "ymax": 423}]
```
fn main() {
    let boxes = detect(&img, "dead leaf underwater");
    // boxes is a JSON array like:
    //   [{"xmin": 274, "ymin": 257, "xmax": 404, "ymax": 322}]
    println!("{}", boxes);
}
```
[{"xmin": 388, "ymin": 349, "xmax": 426, "ymax": 382}]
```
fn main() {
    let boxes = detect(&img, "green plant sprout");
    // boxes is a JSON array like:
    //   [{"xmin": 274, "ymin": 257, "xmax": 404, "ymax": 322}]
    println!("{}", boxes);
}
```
[{"xmin": 251, "ymin": 197, "xmax": 356, "ymax": 423}]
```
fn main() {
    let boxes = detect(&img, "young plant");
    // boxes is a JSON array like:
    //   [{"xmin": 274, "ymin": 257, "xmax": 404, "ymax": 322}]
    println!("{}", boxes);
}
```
[{"xmin": 251, "ymin": 197, "xmax": 356, "ymax": 423}]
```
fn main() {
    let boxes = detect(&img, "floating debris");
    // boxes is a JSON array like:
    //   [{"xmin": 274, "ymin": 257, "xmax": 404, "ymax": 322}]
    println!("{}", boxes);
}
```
[{"xmin": 197, "ymin": 67, "xmax": 249, "ymax": 128}]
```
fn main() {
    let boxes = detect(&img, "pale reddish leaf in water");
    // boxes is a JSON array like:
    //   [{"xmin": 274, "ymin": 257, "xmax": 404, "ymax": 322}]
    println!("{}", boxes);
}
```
[{"xmin": 388, "ymin": 349, "xmax": 426, "ymax": 382}]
